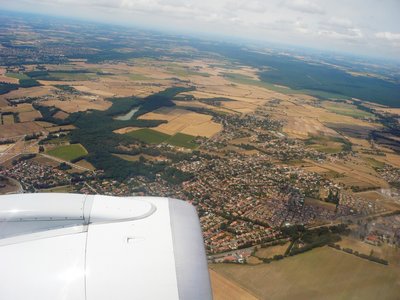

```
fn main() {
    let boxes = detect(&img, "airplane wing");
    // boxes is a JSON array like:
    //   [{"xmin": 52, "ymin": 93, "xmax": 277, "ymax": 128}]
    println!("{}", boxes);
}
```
[{"xmin": 0, "ymin": 193, "xmax": 212, "ymax": 300}]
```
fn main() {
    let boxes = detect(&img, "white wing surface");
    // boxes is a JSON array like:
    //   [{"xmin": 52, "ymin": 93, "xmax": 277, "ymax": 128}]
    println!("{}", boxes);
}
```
[{"xmin": 0, "ymin": 193, "xmax": 212, "ymax": 300}]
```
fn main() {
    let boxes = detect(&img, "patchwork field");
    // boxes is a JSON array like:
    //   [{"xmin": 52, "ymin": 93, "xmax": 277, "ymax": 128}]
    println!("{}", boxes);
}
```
[
  {"xmin": 306, "ymin": 135, "xmax": 346, "ymax": 154},
  {"xmin": 0, "ymin": 122, "xmax": 44, "ymax": 139},
  {"xmin": 306, "ymin": 159, "xmax": 388, "ymax": 189},
  {"xmin": 0, "ymin": 68, "xmax": 19, "ymax": 83},
  {"xmin": 255, "ymin": 242, "xmax": 290, "ymax": 259},
  {"xmin": 53, "ymin": 110, "xmax": 70, "ymax": 120},
  {"xmin": 210, "ymin": 247, "xmax": 400, "ymax": 300},
  {"xmin": 113, "ymin": 126, "xmax": 142, "ymax": 134},
  {"xmin": 284, "ymin": 116, "xmax": 338, "ymax": 139},
  {"xmin": 167, "ymin": 133, "xmax": 198, "ymax": 149},
  {"xmin": 0, "ymin": 144, "xmax": 14, "ymax": 153},
  {"xmin": 138, "ymin": 107, "xmax": 222, "ymax": 137},
  {"xmin": 125, "ymin": 128, "xmax": 198, "ymax": 148},
  {"xmin": 5, "ymin": 72, "xmax": 30, "ymax": 80},
  {"xmin": 126, "ymin": 128, "xmax": 170, "ymax": 144},
  {"xmin": 0, "ymin": 86, "xmax": 55, "ymax": 100},
  {"xmin": 46, "ymin": 144, "xmax": 88, "ymax": 161},
  {"xmin": 337, "ymin": 237, "xmax": 383, "ymax": 259},
  {"xmin": 72, "ymin": 84, "xmax": 116, "ymax": 97},
  {"xmin": 18, "ymin": 110, "xmax": 42, "ymax": 122},
  {"xmin": 0, "ymin": 75, "xmax": 19, "ymax": 84},
  {"xmin": 38, "ymin": 185, "xmax": 75, "ymax": 193},
  {"xmin": 1, "ymin": 114, "xmax": 15, "ymax": 125},
  {"xmin": 113, "ymin": 153, "xmax": 167, "ymax": 162},
  {"xmin": 249, "ymin": 95, "xmax": 381, "ymax": 140},
  {"xmin": 322, "ymin": 101, "xmax": 375, "ymax": 119},
  {"xmin": 47, "ymin": 124, "xmax": 76, "ymax": 133},
  {"xmin": 173, "ymin": 99, "xmax": 233, "ymax": 114},
  {"xmin": 0, "ymin": 103, "xmax": 36, "ymax": 113},
  {"xmin": 358, "ymin": 152, "xmax": 400, "ymax": 169},
  {"xmin": 42, "ymin": 96, "xmax": 111, "ymax": 113},
  {"xmin": 209, "ymin": 269, "xmax": 258, "ymax": 300},
  {"xmin": 0, "ymin": 176, "xmax": 22, "ymax": 194},
  {"xmin": 74, "ymin": 159, "xmax": 96, "ymax": 171}
]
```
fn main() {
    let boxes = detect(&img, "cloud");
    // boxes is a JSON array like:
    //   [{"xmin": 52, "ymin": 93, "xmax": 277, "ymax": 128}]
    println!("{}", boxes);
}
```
[
  {"xmin": 227, "ymin": 0, "xmax": 269, "ymax": 13},
  {"xmin": 283, "ymin": 0, "xmax": 324, "ymax": 14},
  {"xmin": 316, "ymin": 17, "xmax": 363, "ymax": 42},
  {"xmin": 1, "ymin": 0, "xmax": 400, "ymax": 60},
  {"xmin": 317, "ymin": 28, "xmax": 363, "ymax": 42},
  {"xmin": 294, "ymin": 20, "xmax": 309, "ymax": 34},
  {"xmin": 323, "ymin": 17, "xmax": 353, "ymax": 29},
  {"xmin": 375, "ymin": 31, "xmax": 400, "ymax": 49},
  {"xmin": 375, "ymin": 31, "xmax": 400, "ymax": 41}
]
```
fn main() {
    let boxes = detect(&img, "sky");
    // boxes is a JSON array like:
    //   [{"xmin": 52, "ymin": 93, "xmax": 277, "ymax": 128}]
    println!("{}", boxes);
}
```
[{"xmin": 1, "ymin": 0, "xmax": 400, "ymax": 60}]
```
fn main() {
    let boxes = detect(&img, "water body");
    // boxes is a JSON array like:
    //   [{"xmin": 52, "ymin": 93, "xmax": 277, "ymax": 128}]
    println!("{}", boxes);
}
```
[{"xmin": 113, "ymin": 107, "xmax": 139, "ymax": 121}]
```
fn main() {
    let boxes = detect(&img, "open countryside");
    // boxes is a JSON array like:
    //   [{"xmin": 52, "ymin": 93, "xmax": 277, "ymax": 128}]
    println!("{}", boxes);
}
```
[
  {"xmin": 0, "ymin": 9, "xmax": 399, "ymax": 299},
  {"xmin": 46, "ymin": 144, "xmax": 88, "ymax": 161}
]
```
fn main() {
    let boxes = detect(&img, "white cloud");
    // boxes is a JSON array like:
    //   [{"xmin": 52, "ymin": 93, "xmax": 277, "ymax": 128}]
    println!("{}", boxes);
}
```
[
  {"xmin": 283, "ymin": 0, "xmax": 324, "ymax": 14},
  {"xmin": 1, "ymin": 0, "xmax": 400, "ymax": 60},
  {"xmin": 294, "ymin": 20, "xmax": 309, "ymax": 33},
  {"xmin": 323, "ymin": 17, "xmax": 353, "ymax": 29},
  {"xmin": 317, "ymin": 28, "xmax": 363, "ymax": 42},
  {"xmin": 375, "ymin": 31, "xmax": 400, "ymax": 41}
]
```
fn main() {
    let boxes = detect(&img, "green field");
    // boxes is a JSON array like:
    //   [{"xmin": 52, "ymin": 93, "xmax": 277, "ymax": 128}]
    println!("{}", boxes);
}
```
[
  {"xmin": 305, "ymin": 135, "xmax": 349, "ymax": 154},
  {"xmin": 25, "ymin": 70, "xmax": 95, "ymax": 81},
  {"xmin": 5, "ymin": 72, "xmax": 30, "ymax": 80},
  {"xmin": 46, "ymin": 144, "xmax": 88, "ymax": 161},
  {"xmin": 126, "ymin": 128, "xmax": 171, "ymax": 144},
  {"xmin": 309, "ymin": 143, "xmax": 343, "ymax": 154},
  {"xmin": 167, "ymin": 133, "xmax": 198, "ymax": 149},
  {"xmin": 39, "ymin": 185, "xmax": 75, "ymax": 193},
  {"xmin": 323, "ymin": 102, "xmax": 375, "ymax": 119},
  {"xmin": 364, "ymin": 157, "xmax": 385, "ymax": 168},
  {"xmin": 210, "ymin": 247, "xmax": 400, "ymax": 300},
  {"xmin": 44, "ymin": 136, "xmax": 69, "ymax": 145},
  {"xmin": 128, "ymin": 74, "xmax": 152, "ymax": 81},
  {"xmin": 166, "ymin": 64, "xmax": 210, "ymax": 77},
  {"xmin": 49, "ymin": 72, "xmax": 94, "ymax": 81},
  {"xmin": 126, "ymin": 129, "xmax": 198, "ymax": 148},
  {"xmin": 223, "ymin": 73, "xmax": 349, "ymax": 100},
  {"xmin": 212, "ymin": 46, "xmax": 400, "ymax": 106}
]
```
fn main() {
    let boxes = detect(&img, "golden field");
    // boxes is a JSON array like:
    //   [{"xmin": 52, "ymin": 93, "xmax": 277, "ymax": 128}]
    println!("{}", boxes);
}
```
[{"xmin": 138, "ymin": 107, "xmax": 222, "ymax": 137}]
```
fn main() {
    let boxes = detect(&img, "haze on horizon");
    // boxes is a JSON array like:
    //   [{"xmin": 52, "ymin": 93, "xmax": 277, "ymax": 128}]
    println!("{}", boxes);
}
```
[{"xmin": 1, "ymin": 0, "xmax": 399, "ymax": 61}]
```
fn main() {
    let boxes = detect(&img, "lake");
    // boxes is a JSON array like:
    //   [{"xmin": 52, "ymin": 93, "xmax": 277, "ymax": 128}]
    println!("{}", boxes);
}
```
[{"xmin": 113, "ymin": 107, "xmax": 139, "ymax": 121}]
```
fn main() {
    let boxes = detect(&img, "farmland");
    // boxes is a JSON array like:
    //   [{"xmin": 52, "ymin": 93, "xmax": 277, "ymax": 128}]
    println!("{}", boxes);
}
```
[
  {"xmin": 1, "ymin": 14, "xmax": 400, "ymax": 300},
  {"xmin": 138, "ymin": 107, "xmax": 222, "ymax": 137},
  {"xmin": 126, "ymin": 128, "xmax": 170, "ymax": 144},
  {"xmin": 5, "ymin": 72, "xmax": 30, "ymax": 80},
  {"xmin": 18, "ymin": 110, "xmax": 42, "ymax": 122},
  {"xmin": 209, "ymin": 269, "xmax": 258, "ymax": 300},
  {"xmin": 210, "ymin": 247, "xmax": 400, "ymax": 300},
  {"xmin": 254, "ymin": 242, "xmax": 290, "ymax": 259},
  {"xmin": 322, "ymin": 101, "xmax": 375, "ymax": 119},
  {"xmin": 1, "ymin": 114, "xmax": 15, "ymax": 125},
  {"xmin": 125, "ymin": 129, "xmax": 198, "ymax": 148},
  {"xmin": 41, "ymin": 97, "xmax": 112, "ymax": 113},
  {"xmin": 46, "ymin": 144, "xmax": 88, "ymax": 161},
  {"xmin": 0, "ymin": 176, "xmax": 21, "ymax": 194},
  {"xmin": 305, "ymin": 135, "xmax": 349, "ymax": 154},
  {"xmin": 0, "ymin": 122, "xmax": 43, "ymax": 139},
  {"xmin": 167, "ymin": 133, "xmax": 198, "ymax": 149}
]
